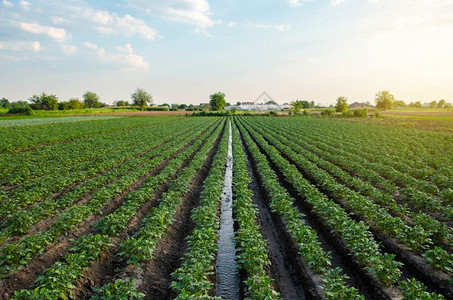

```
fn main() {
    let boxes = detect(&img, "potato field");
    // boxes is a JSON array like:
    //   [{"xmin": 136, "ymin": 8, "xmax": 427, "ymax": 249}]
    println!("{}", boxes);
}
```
[{"xmin": 0, "ymin": 115, "xmax": 452, "ymax": 299}]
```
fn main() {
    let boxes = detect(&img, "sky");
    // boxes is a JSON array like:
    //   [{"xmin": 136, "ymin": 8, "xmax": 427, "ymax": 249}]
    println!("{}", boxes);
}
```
[{"xmin": 0, "ymin": 0, "xmax": 452, "ymax": 106}]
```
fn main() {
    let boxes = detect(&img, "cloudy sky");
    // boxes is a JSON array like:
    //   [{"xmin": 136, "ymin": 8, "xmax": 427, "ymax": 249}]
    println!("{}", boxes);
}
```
[{"xmin": 1, "ymin": 0, "xmax": 452, "ymax": 105}]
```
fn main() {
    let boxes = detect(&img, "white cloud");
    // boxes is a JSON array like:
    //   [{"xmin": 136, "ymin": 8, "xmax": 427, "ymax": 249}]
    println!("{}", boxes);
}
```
[
  {"xmin": 84, "ymin": 42, "xmax": 150, "ymax": 71},
  {"xmin": 2, "ymin": 0, "xmax": 12, "ymax": 7},
  {"xmin": 227, "ymin": 21, "xmax": 237, "ymax": 28},
  {"xmin": 19, "ymin": 0, "xmax": 30, "ymax": 10},
  {"xmin": 0, "ymin": 40, "xmax": 41, "ymax": 52},
  {"xmin": 19, "ymin": 22, "xmax": 70, "ymax": 43},
  {"xmin": 239, "ymin": 22, "xmax": 292, "ymax": 31},
  {"xmin": 61, "ymin": 44, "xmax": 77, "ymax": 55},
  {"xmin": 286, "ymin": 0, "xmax": 314, "ymax": 7},
  {"xmin": 57, "ymin": 5, "xmax": 159, "ymax": 40},
  {"xmin": 330, "ymin": 0, "xmax": 346, "ymax": 5},
  {"xmin": 125, "ymin": 0, "xmax": 221, "ymax": 30}
]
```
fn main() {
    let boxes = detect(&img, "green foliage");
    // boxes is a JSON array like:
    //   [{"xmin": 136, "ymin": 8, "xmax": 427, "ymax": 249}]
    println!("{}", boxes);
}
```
[
  {"xmin": 0, "ymin": 97, "xmax": 10, "ymax": 108},
  {"xmin": 92, "ymin": 278, "xmax": 145, "ymax": 299},
  {"xmin": 83, "ymin": 91, "xmax": 101, "ymax": 108},
  {"xmin": 209, "ymin": 92, "xmax": 226, "ymax": 111},
  {"xmin": 423, "ymin": 247, "xmax": 453, "ymax": 273},
  {"xmin": 131, "ymin": 88, "xmax": 153, "ymax": 110},
  {"xmin": 7, "ymin": 106, "xmax": 32, "ymax": 115},
  {"xmin": 29, "ymin": 92, "xmax": 59, "ymax": 110},
  {"xmin": 171, "ymin": 123, "xmax": 229, "ymax": 298},
  {"xmin": 400, "ymin": 278, "xmax": 445, "ymax": 299},
  {"xmin": 291, "ymin": 100, "xmax": 309, "ymax": 114},
  {"xmin": 375, "ymin": 90, "xmax": 395, "ymax": 110},
  {"xmin": 335, "ymin": 96, "xmax": 348, "ymax": 112},
  {"xmin": 115, "ymin": 100, "xmax": 129, "ymax": 106},
  {"xmin": 59, "ymin": 98, "xmax": 85, "ymax": 110},
  {"xmin": 320, "ymin": 109, "xmax": 335, "ymax": 116},
  {"xmin": 145, "ymin": 106, "xmax": 169, "ymax": 111}
]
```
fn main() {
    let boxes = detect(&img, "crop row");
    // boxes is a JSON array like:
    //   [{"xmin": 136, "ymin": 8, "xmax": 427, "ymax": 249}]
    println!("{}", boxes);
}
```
[
  {"xmin": 0, "ymin": 118, "xmax": 210, "ymax": 220},
  {"xmin": 243, "ymin": 118, "xmax": 453, "ymax": 276},
  {"xmin": 170, "ymin": 121, "xmax": 229, "ymax": 299},
  {"xmin": 243, "ymin": 118, "xmax": 452, "ymax": 266},
  {"xmin": 235, "ymin": 120, "xmax": 363, "ymax": 299},
  {"xmin": 0, "ymin": 119, "xmax": 209, "ymax": 243},
  {"xmin": 12, "ymin": 119, "xmax": 226, "ymax": 298},
  {"xmin": 91, "ymin": 119, "xmax": 227, "ymax": 300},
  {"xmin": 231, "ymin": 122, "xmax": 280, "ymax": 299},
  {"xmin": 0, "ymin": 115, "xmax": 180, "ymax": 153},
  {"xmin": 282, "ymin": 118, "xmax": 452, "ymax": 203},
  {"xmin": 235, "ymin": 118, "xmax": 446, "ymax": 298},
  {"xmin": 276, "ymin": 117, "xmax": 452, "ymax": 196},
  {"xmin": 247, "ymin": 118, "xmax": 453, "ymax": 247},
  {"xmin": 0, "ymin": 119, "xmax": 221, "ymax": 277},
  {"xmin": 0, "ymin": 117, "xmax": 193, "ymax": 187}
]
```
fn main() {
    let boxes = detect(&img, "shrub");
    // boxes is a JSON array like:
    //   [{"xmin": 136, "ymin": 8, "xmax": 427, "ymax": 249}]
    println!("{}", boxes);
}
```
[
  {"xmin": 145, "ymin": 106, "xmax": 169, "ymax": 111},
  {"xmin": 7, "ymin": 106, "xmax": 32, "ymax": 115},
  {"xmin": 353, "ymin": 109, "xmax": 368, "ymax": 117}
]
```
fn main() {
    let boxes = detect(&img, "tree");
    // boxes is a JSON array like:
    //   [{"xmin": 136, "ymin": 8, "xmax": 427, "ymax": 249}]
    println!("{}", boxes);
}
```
[
  {"xmin": 375, "ymin": 91, "xmax": 395, "ymax": 110},
  {"xmin": 394, "ymin": 100, "xmax": 406, "ymax": 107},
  {"xmin": 29, "ymin": 92, "xmax": 58, "ymax": 110},
  {"xmin": 209, "ymin": 92, "xmax": 226, "ymax": 111},
  {"xmin": 115, "ymin": 100, "xmax": 129, "ymax": 106},
  {"xmin": 178, "ymin": 104, "xmax": 188, "ymax": 110},
  {"xmin": 437, "ymin": 99, "xmax": 446, "ymax": 108},
  {"xmin": 409, "ymin": 101, "xmax": 422, "ymax": 108},
  {"xmin": 265, "ymin": 100, "xmax": 278, "ymax": 105},
  {"xmin": 83, "ymin": 91, "xmax": 101, "ymax": 108},
  {"xmin": 0, "ymin": 97, "xmax": 10, "ymax": 108},
  {"xmin": 60, "ymin": 98, "xmax": 84, "ymax": 110},
  {"xmin": 236, "ymin": 101, "xmax": 241, "ymax": 106},
  {"xmin": 131, "ymin": 88, "xmax": 152, "ymax": 110},
  {"xmin": 10, "ymin": 100, "xmax": 29, "ymax": 108},
  {"xmin": 335, "ymin": 96, "xmax": 348, "ymax": 112},
  {"xmin": 429, "ymin": 101, "xmax": 437, "ymax": 108},
  {"xmin": 291, "ymin": 100, "xmax": 310, "ymax": 114}
]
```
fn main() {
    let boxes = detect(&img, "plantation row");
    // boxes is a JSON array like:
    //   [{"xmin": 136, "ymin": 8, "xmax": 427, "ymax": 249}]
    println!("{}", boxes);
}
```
[{"xmin": 0, "ymin": 115, "xmax": 451, "ymax": 299}]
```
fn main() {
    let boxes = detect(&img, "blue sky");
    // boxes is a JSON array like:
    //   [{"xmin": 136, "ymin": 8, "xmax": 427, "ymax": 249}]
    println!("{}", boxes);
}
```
[{"xmin": 1, "ymin": 0, "xmax": 452, "ymax": 105}]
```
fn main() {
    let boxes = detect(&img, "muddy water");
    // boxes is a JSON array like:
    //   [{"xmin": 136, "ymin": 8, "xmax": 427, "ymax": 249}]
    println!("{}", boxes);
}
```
[{"xmin": 215, "ymin": 121, "xmax": 240, "ymax": 299}]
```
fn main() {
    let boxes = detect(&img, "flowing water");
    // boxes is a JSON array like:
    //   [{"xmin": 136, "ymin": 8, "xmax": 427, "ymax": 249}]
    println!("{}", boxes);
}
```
[{"xmin": 215, "ymin": 121, "xmax": 240, "ymax": 299}]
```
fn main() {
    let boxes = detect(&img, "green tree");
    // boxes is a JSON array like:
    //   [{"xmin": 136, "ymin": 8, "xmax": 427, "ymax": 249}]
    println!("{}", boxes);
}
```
[
  {"xmin": 335, "ymin": 96, "xmax": 348, "ymax": 112},
  {"xmin": 265, "ymin": 100, "xmax": 278, "ymax": 105},
  {"xmin": 409, "ymin": 101, "xmax": 422, "ymax": 108},
  {"xmin": 236, "ymin": 101, "xmax": 241, "ymax": 106},
  {"xmin": 375, "ymin": 91, "xmax": 395, "ymax": 110},
  {"xmin": 0, "ymin": 97, "xmax": 10, "ymax": 108},
  {"xmin": 209, "ymin": 92, "xmax": 226, "ymax": 111},
  {"xmin": 29, "ymin": 92, "xmax": 58, "ymax": 110},
  {"xmin": 115, "ymin": 100, "xmax": 129, "ymax": 106},
  {"xmin": 131, "ymin": 88, "xmax": 152, "ymax": 110},
  {"xmin": 83, "ymin": 91, "xmax": 101, "ymax": 108},
  {"xmin": 10, "ymin": 100, "xmax": 29, "ymax": 108},
  {"xmin": 437, "ymin": 99, "xmax": 446, "ymax": 108},
  {"xmin": 178, "ymin": 104, "xmax": 188, "ymax": 110},
  {"xmin": 429, "ymin": 100, "xmax": 437, "ymax": 108},
  {"xmin": 394, "ymin": 100, "xmax": 406, "ymax": 107},
  {"xmin": 291, "ymin": 100, "xmax": 308, "ymax": 114},
  {"xmin": 66, "ymin": 98, "xmax": 85, "ymax": 110}
]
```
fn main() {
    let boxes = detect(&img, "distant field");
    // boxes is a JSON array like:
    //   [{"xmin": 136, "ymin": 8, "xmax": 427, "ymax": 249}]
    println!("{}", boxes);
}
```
[
  {"xmin": 0, "ymin": 115, "xmax": 122, "ymax": 127},
  {"xmin": 381, "ymin": 108, "xmax": 453, "ymax": 119}
]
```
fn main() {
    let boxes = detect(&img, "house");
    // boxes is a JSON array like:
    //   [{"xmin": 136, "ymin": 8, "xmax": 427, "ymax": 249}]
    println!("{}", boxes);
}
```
[{"xmin": 349, "ymin": 102, "xmax": 374, "ymax": 109}]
